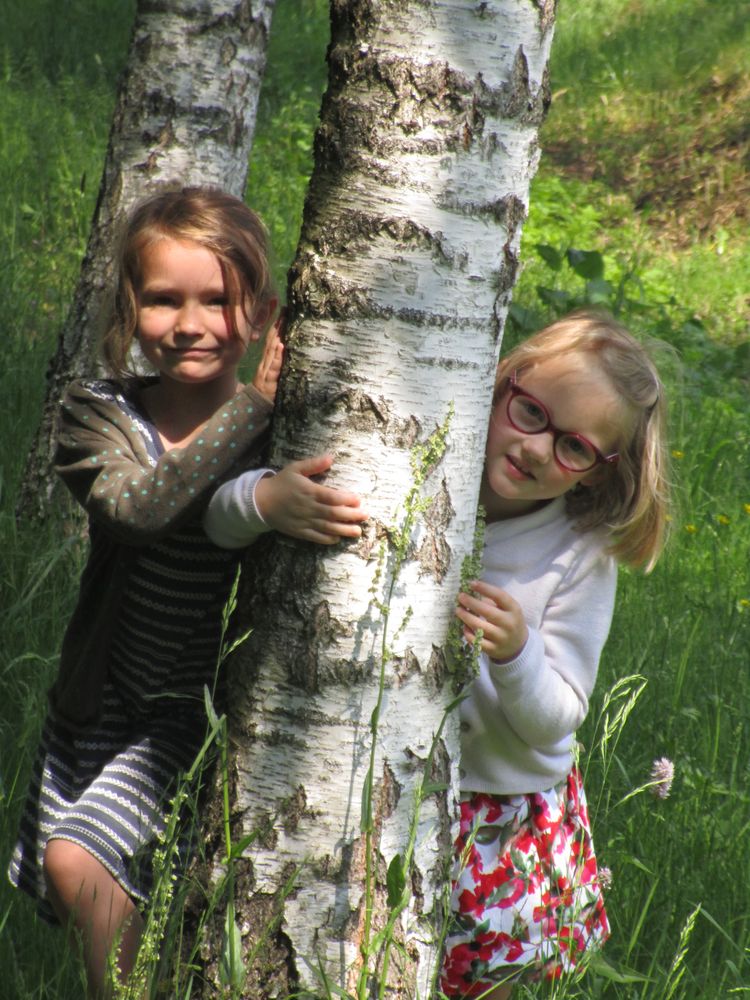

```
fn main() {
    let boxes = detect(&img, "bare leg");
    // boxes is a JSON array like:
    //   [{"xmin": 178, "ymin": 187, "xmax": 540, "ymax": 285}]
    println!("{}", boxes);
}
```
[{"xmin": 43, "ymin": 839, "xmax": 144, "ymax": 999}]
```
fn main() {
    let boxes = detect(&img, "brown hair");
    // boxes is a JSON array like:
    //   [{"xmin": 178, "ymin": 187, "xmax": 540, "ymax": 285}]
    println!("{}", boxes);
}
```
[
  {"xmin": 495, "ymin": 310, "xmax": 671, "ymax": 571},
  {"xmin": 101, "ymin": 185, "xmax": 275, "ymax": 376}
]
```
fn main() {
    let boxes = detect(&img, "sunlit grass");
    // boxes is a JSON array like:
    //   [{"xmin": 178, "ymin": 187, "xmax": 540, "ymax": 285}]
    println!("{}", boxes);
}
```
[{"xmin": 1, "ymin": 0, "xmax": 748, "ymax": 997}]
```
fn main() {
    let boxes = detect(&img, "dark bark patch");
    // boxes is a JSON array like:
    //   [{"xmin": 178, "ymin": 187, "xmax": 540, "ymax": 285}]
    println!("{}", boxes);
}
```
[
  {"xmin": 532, "ymin": 0, "xmax": 557, "ymax": 34},
  {"xmin": 392, "ymin": 648, "xmax": 421, "ymax": 684},
  {"xmin": 416, "ymin": 477, "xmax": 455, "ymax": 582},
  {"xmin": 322, "ymin": 388, "xmax": 423, "ymax": 448},
  {"xmin": 280, "ymin": 784, "xmax": 312, "ymax": 833}
]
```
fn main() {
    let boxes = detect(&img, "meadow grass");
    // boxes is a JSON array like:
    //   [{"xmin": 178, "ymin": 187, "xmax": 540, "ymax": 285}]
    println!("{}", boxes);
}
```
[{"xmin": 1, "ymin": 0, "xmax": 748, "ymax": 997}]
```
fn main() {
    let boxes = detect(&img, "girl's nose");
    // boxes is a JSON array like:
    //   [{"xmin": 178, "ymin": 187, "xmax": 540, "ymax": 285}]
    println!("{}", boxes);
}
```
[
  {"xmin": 520, "ymin": 432, "xmax": 553, "ymax": 465},
  {"xmin": 174, "ymin": 304, "xmax": 202, "ymax": 336}
]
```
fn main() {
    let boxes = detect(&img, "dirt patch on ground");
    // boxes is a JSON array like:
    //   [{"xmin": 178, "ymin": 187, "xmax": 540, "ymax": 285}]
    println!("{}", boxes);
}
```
[{"xmin": 542, "ymin": 71, "xmax": 750, "ymax": 246}]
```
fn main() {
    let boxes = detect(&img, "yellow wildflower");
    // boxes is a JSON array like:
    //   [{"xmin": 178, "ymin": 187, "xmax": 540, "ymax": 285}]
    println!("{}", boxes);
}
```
[
  {"xmin": 671, "ymin": 450, "xmax": 685, "ymax": 460},
  {"xmin": 744, "ymin": 504, "xmax": 750, "ymax": 515},
  {"xmin": 684, "ymin": 524, "xmax": 697, "ymax": 534},
  {"xmin": 739, "ymin": 599, "xmax": 750, "ymax": 612},
  {"xmin": 716, "ymin": 514, "xmax": 731, "ymax": 526}
]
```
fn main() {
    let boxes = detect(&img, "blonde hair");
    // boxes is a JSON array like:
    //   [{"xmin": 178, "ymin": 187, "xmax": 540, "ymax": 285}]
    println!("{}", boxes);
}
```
[
  {"xmin": 495, "ymin": 309, "xmax": 671, "ymax": 571},
  {"xmin": 102, "ymin": 185, "xmax": 275, "ymax": 376}
]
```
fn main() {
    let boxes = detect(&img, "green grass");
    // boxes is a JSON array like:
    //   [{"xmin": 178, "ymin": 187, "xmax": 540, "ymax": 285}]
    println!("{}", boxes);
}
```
[{"xmin": 1, "ymin": 0, "xmax": 749, "ymax": 997}]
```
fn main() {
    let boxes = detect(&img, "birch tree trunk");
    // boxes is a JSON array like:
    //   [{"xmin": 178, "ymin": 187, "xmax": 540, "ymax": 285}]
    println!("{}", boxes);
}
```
[
  {"xmin": 17, "ymin": 0, "xmax": 274, "ymax": 522},
  {"xmin": 211, "ymin": 1, "xmax": 557, "ymax": 996}
]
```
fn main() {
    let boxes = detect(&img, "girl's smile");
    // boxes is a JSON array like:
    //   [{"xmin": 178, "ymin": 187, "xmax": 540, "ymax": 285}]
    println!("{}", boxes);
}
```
[
  {"xmin": 480, "ymin": 355, "xmax": 625, "ymax": 521},
  {"xmin": 505, "ymin": 452, "xmax": 535, "ymax": 481}
]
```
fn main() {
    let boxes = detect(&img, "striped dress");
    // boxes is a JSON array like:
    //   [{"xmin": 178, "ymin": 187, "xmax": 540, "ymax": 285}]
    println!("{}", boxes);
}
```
[{"xmin": 9, "ymin": 381, "xmax": 259, "ymax": 921}]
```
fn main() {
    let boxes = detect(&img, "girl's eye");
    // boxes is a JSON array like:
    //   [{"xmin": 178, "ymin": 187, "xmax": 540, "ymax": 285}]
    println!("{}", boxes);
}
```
[
  {"xmin": 559, "ymin": 435, "xmax": 595, "ymax": 463},
  {"xmin": 208, "ymin": 296, "xmax": 229, "ymax": 308},
  {"xmin": 514, "ymin": 396, "xmax": 547, "ymax": 428}
]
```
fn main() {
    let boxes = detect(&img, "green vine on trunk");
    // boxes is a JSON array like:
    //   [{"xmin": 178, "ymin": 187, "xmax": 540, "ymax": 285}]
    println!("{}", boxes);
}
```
[{"xmin": 356, "ymin": 405, "xmax": 461, "ymax": 1000}]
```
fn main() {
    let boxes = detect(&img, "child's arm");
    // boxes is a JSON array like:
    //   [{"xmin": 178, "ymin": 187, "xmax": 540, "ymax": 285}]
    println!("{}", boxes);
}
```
[
  {"xmin": 458, "ymin": 554, "xmax": 617, "ymax": 746},
  {"xmin": 203, "ymin": 453, "xmax": 367, "ymax": 548},
  {"xmin": 55, "ymin": 379, "xmax": 273, "ymax": 545}
]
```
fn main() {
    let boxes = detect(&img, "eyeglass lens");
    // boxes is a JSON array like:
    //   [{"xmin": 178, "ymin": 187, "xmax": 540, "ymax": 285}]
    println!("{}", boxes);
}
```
[{"xmin": 508, "ymin": 394, "xmax": 598, "ymax": 472}]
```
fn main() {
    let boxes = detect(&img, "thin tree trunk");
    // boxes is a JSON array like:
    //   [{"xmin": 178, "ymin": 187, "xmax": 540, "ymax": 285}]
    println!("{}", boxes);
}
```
[
  {"xmin": 212, "ymin": 1, "xmax": 557, "ymax": 996},
  {"xmin": 17, "ymin": 0, "xmax": 275, "ymax": 522}
]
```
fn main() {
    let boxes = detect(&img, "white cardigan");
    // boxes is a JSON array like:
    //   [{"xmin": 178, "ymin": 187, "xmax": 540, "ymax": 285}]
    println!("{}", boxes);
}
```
[{"xmin": 459, "ymin": 496, "xmax": 617, "ymax": 795}]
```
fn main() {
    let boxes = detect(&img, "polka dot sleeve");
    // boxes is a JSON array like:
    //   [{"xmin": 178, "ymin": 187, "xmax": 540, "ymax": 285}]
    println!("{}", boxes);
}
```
[{"xmin": 54, "ymin": 379, "xmax": 273, "ymax": 545}]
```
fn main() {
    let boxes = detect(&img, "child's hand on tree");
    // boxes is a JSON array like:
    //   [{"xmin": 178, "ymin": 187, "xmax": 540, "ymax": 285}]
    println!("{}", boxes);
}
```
[
  {"xmin": 255, "ymin": 453, "xmax": 368, "ymax": 545},
  {"xmin": 252, "ymin": 313, "xmax": 284, "ymax": 402},
  {"xmin": 455, "ymin": 580, "xmax": 528, "ymax": 663}
]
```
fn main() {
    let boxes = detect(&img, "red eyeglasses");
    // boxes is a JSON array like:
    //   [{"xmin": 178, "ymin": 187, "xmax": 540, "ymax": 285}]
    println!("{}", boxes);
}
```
[{"xmin": 503, "ymin": 372, "xmax": 620, "ymax": 473}]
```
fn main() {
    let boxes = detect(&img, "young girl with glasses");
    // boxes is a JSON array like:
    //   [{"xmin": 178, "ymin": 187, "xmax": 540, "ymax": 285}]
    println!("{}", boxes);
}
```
[
  {"xmin": 440, "ymin": 310, "xmax": 671, "ymax": 999},
  {"xmin": 9, "ymin": 186, "xmax": 367, "ymax": 998}
]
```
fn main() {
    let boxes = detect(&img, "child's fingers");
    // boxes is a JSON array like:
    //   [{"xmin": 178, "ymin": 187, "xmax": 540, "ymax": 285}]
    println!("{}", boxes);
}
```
[
  {"xmin": 285, "ymin": 456, "xmax": 365, "ymax": 510},
  {"xmin": 321, "ymin": 503, "xmax": 368, "ymax": 523},
  {"xmin": 457, "ymin": 591, "xmax": 503, "ymax": 624},
  {"xmin": 455, "ymin": 602, "xmax": 496, "ymax": 635},
  {"xmin": 299, "ymin": 507, "xmax": 367, "ymax": 534},
  {"xmin": 465, "ymin": 579, "xmax": 518, "ymax": 611},
  {"xmin": 467, "ymin": 579, "xmax": 503, "ymax": 599},
  {"xmin": 287, "ymin": 453, "xmax": 335, "ymax": 479},
  {"xmin": 289, "ymin": 520, "xmax": 364, "ymax": 545},
  {"xmin": 308, "ymin": 486, "xmax": 365, "ymax": 512}
]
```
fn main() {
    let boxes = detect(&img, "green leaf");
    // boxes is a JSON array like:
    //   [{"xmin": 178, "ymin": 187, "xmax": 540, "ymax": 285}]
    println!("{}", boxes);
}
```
[
  {"xmin": 386, "ymin": 853, "xmax": 407, "ymax": 909},
  {"xmin": 203, "ymin": 685, "xmax": 221, "ymax": 729},
  {"xmin": 444, "ymin": 692, "xmax": 469, "ymax": 714},
  {"xmin": 537, "ymin": 285, "xmax": 574, "ymax": 311},
  {"xmin": 587, "ymin": 954, "xmax": 648, "ymax": 983},
  {"xmin": 360, "ymin": 770, "xmax": 373, "ymax": 832},
  {"xmin": 535, "ymin": 242, "xmax": 563, "ymax": 270},
  {"xmin": 566, "ymin": 248, "xmax": 605, "ymax": 280},
  {"xmin": 227, "ymin": 829, "xmax": 261, "ymax": 860},
  {"xmin": 585, "ymin": 277, "xmax": 615, "ymax": 304},
  {"xmin": 219, "ymin": 905, "xmax": 245, "ymax": 989}
]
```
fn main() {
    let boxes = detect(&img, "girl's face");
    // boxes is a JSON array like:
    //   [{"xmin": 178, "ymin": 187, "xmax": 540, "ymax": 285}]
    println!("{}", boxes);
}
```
[
  {"xmin": 135, "ymin": 237, "xmax": 260, "ymax": 388},
  {"xmin": 481, "ymin": 354, "xmax": 626, "ymax": 521}
]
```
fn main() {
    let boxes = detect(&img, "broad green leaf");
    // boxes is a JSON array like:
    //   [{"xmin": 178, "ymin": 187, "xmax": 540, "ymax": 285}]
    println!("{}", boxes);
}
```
[
  {"xmin": 566, "ymin": 247, "xmax": 605, "ymax": 280},
  {"xmin": 386, "ymin": 853, "xmax": 407, "ymax": 909},
  {"xmin": 219, "ymin": 905, "xmax": 245, "ymax": 989},
  {"xmin": 535, "ymin": 242, "xmax": 563, "ymax": 270}
]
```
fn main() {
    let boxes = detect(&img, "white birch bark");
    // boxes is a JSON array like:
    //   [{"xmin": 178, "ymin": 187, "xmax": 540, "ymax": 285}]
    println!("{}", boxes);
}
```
[
  {"xmin": 220, "ymin": 1, "xmax": 557, "ymax": 996},
  {"xmin": 18, "ymin": 0, "xmax": 274, "ymax": 520}
]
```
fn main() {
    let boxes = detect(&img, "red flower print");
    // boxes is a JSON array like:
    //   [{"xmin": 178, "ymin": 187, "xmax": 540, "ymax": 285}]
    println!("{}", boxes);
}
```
[
  {"xmin": 457, "ymin": 886, "xmax": 490, "ymax": 918},
  {"xmin": 442, "ymin": 772, "xmax": 610, "ymax": 992},
  {"xmin": 441, "ymin": 941, "xmax": 475, "ymax": 980},
  {"xmin": 515, "ymin": 828, "xmax": 535, "ymax": 853},
  {"xmin": 558, "ymin": 924, "xmax": 587, "ymax": 963},
  {"xmin": 440, "ymin": 931, "xmax": 501, "ymax": 997},
  {"xmin": 579, "ymin": 854, "xmax": 599, "ymax": 884},
  {"xmin": 531, "ymin": 796, "xmax": 554, "ymax": 832},
  {"xmin": 473, "ymin": 793, "xmax": 504, "ymax": 824},
  {"xmin": 497, "ymin": 931, "xmax": 525, "ymax": 962}
]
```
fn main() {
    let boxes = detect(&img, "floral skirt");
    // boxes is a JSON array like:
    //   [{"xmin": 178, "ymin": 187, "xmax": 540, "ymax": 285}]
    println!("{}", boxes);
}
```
[{"xmin": 440, "ymin": 768, "xmax": 609, "ymax": 998}]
